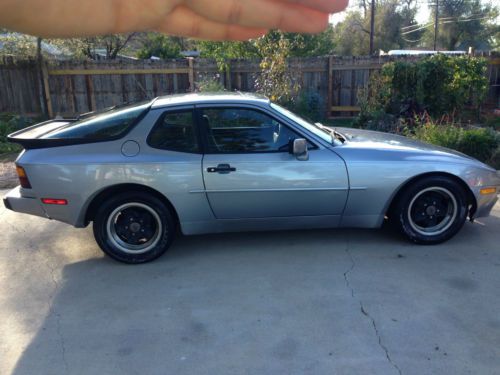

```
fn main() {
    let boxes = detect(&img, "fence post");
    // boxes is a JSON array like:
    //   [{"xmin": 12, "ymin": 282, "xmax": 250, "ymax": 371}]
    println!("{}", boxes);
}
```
[
  {"xmin": 327, "ymin": 55, "xmax": 333, "ymax": 119},
  {"xmin": 85, "ymin": 75, "xmax": 96, "ymax": 112},
  {"xmin": 41, "ymin": 62, "xmax": 53, "ymax": 118},
  {"xmin": 188, "ymin": 57, "xmax": 195, "ymax": 92},
  {"xmin": 225, "ymin": 64, "xmax": 232, "ymax": 90}
]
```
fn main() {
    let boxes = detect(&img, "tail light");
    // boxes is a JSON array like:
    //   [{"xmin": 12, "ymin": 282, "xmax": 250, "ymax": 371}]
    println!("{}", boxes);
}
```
[
  {"xmin": 16, "ymin": 165, "xmax": 31, "ymax": 189},
  {"xmin": 41, "ymin": 198, "xmax": 68, "ymax": 205}
]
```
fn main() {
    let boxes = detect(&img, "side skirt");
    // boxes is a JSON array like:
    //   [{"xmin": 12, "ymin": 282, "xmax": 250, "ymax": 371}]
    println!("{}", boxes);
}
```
[{"xmin": 180, "ymin": 215, "xmax": 342, "ymax": 235}]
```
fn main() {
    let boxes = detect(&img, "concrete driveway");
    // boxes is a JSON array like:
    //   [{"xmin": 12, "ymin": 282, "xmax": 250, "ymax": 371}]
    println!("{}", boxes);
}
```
[{"xmin": 1, "ymin": 189, "xmax": 499, "ymax": 375}]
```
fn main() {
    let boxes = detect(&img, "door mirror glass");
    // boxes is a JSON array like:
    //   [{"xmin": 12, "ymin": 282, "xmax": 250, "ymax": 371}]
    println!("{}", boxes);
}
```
[{"xmin": 292, "ymin": 138, "xmax": 309, "ymax": 161}]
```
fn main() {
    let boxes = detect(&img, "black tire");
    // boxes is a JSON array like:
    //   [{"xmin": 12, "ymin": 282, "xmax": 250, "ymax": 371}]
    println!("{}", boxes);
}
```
[
  {"xmin": 394, "ymin": 176, "xmax": 468, "ymax": 245},
  {"xmin": 93, "ymin": 192, "xmax": 175, "ymax": 263}
]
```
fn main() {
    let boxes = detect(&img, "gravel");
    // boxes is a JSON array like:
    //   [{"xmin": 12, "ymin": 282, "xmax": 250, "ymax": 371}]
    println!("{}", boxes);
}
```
[{"xmin": 0, "ymin": 161, "xmax": 16, "ymax": 189}]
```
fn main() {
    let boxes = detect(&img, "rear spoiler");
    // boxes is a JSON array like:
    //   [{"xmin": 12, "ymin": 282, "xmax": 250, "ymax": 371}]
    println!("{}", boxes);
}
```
[{"xmin": 7, "ymin": 119, "xmax": 76, "ymax": 149}]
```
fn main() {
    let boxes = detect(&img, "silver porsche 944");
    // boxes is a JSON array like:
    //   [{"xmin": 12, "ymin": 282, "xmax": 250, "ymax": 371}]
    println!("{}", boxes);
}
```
[{"xmin": 3, "ymin": 92, "xmax": 499, "ymax": 263}]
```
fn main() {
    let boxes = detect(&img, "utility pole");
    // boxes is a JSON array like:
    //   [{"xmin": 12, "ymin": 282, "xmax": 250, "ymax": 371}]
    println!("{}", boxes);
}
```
[
  {"xmin": 433, "ymin": 0, "xmax": 439, "ymax": 51},
  {"xmin": 369, "ymin": 0, "xmax": 375, "ymax": 55}
]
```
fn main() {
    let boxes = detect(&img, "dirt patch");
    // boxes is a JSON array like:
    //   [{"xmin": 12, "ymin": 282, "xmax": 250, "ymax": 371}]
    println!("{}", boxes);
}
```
[{"xmin": 0, "ymin": 157, "xmax": 17, "ymax": 189}]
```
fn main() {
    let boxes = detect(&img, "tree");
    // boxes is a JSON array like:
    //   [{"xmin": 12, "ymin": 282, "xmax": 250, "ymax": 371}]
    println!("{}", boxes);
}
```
[
  {"xmin": 136, "ymin": 33, "xmax": 184, "ymax": 59},
  {"xmin": 0, "ymin": 33, "xmax": 40, "ymax": 56},
  {"xmin": 422, "ymin": 0, "xmax": 499, "ymax": 50},
  {"xmin": 0, "ymin": 32, "xmax": 139, "ymax": 60},
  {"xmin": 276, "ymin": 27, "xmax": 336, "ymax": 57},
  {"xmin": 332, "ymin": 0, "xmax": 419, "ymax": 55},
  {"xmin": 254, "ymin": 31, "xmax": 300, "ymax": 105},
  {"xmin": 195, "ymin": 27, "xmax": 335, "ymax": 70},
  {"xmin": 0, "ymin": 32, "xmax": 72, "ymax": 58},
  {"xmin": 33, "ymin": 34, "xmax": 138, "ymax": 59},
  {"xmin": 196, "ymin": 40, "xmax": 259, "ymax": 70},
  {"xmin": 332, "ymin": 11, "xmax": 369, "ymax": 55},
  {"xmin": 77, "ymin": 34, "xmax": 137, "ymax": 59}
]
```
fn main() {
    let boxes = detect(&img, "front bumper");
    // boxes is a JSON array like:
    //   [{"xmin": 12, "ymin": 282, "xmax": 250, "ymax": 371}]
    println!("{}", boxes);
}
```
[
  {"xmin": 3, "ymin": 186, "xmax": 48, "ymax": 219},
  {"xmin": 474, "ymin": 192, "xmax": 498, "ymax": 218}
]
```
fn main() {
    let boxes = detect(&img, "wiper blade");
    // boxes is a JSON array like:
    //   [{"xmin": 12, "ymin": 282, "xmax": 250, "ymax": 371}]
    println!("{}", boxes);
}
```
[{"xmin": 314, "ymin": 123, "xmax": 346, "ymax": 144}]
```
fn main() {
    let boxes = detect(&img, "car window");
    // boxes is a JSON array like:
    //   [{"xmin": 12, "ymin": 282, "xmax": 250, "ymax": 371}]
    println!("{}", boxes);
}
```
[
  {"xmin": 42, "ymin": 101, "xmax": 150, "ymax": 140},
  {"xmin": 148, "ymin": 110, "xmax": 199, "ymax": 153},
  {"xmin": 201, "ymin": 108, "xmax": 304, "ymax": 153},
  {"xmin": 270, "ymin": 103, "xmax": 332, "ymax": 144}
]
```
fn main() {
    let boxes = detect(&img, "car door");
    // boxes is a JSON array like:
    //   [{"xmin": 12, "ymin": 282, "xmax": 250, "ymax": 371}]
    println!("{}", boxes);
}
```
[{"xmin": 198, "ymin": 105, "xmax": 349, "ymax": 219}]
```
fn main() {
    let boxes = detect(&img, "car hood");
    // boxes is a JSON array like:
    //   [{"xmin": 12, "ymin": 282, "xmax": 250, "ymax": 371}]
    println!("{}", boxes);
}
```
[{"xmin": 336, "ymin": 127, "xmax": 474, "ymax": 160}]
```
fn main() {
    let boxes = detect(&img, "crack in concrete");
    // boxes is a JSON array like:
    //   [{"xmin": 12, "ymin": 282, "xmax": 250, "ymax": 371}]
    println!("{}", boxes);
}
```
[
  {"xmin": 43, "ymin": 255, "xmax": 69, "ymax": 373},
  {"xmin": 343, "ymin": 236, "xmax": 402, "ymax": 375}
]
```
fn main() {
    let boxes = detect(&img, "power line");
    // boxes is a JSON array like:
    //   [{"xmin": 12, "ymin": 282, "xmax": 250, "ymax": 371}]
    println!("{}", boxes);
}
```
[
  {"xmin": 402, "ymin": 35, "xmax": 425, "ymax": 43},
  {"xmin": 400, "ymin": 14, "xmax": 495, "ymax": 35},
  {"xmin": 401, "ymin": 23, "xmax": 435, "ymax": 35},
  {"xmin": 401, "ymin": 21, "xmax": 434, "ymax": 30},
  {"xmin": 440, "ymin": 15, "xmax": 493, "ymax": 23}
]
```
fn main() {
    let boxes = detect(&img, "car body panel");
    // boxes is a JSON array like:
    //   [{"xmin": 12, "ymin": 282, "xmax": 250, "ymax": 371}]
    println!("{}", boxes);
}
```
[
  {"xmin": 202, "ymin": 148, "xmax": 348, "ymax": 219},
  {"xmin": 330, "ymin": 127, "xmax": 500, "ymax": 226},
  {"xmin": 3, "ymin": 93, "xmax": 500, "ymax": 237}
]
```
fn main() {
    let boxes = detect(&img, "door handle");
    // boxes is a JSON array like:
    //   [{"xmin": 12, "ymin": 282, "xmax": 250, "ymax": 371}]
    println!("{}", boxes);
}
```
[{"xmin": 207, "ymin": 163, "xmax": 236, "ymax": 174}]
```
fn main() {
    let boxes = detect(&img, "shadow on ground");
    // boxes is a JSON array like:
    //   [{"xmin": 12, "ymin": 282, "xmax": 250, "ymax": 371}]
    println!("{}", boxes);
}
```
[{"xmin": 2, "ymin": 204, "xmax": 500, "ymax": 375}]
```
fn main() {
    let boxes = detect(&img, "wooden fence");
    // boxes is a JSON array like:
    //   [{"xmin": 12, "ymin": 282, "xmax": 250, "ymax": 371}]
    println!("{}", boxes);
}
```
[{"xmin": 1, "ymin": 55, "xmax": 499, "ymax": 119}]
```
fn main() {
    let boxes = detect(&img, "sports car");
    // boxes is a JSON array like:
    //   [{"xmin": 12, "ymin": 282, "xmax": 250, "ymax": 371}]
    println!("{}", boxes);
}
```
[{"xmin": 3, "ymin": 92, "xmax": 499, "ymax": 263}]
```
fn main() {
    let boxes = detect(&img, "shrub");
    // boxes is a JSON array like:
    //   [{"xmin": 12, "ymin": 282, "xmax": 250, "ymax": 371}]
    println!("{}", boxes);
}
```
[
  {"xmin": 292, "ymin": 91, "xmax": 325, "ymax": 122},
  {"xmin": 0, "ymin": 113, "xmax": 33, "ymax": 154},
  {"xmin": 362, "ymin": 54, "xmax": 489, "ymax": 120},
  {"xmin": 196, "ymin": 76, "xmax": 225, "ymax": 92},
  {"xmin": 411, "ymin": 120, "xmax": 498, "ymax": 164},
  {"xmin": 488, "ymin": 148, "xmax": 500, "ymax": 170}
]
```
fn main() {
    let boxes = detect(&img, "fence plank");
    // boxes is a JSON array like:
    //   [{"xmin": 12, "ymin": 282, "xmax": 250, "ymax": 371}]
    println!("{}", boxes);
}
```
[
  {"xmin": 48, "ymin": 68, "xmax": 190, "ymax": 75},
  {"xmin": 0, "ymin": 56, "xmax": 498, "ymax": 117},
  {"xmin": 41, "ymin": 63, "xmax": 53, "ymax": 117}
]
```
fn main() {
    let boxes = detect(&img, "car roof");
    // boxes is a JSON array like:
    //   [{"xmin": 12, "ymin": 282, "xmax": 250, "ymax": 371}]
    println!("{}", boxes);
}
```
[{"xmin": 151, "ymin": 92, "xmax": 270, "ymax": 108}]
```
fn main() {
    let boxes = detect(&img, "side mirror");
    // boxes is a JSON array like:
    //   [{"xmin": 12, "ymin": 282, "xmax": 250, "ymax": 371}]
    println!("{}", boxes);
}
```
[{"xmin": 292, "ymin": 138, "xmax": 309, "ymax": 161}]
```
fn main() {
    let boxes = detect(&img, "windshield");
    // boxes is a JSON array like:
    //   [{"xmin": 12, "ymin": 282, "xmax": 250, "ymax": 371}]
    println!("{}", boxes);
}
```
[
  {"xmin": 42, "ymin": 101, "xmax": 151, "ymax": 140},
  {"xmin": 270, "ymin": 103, "xmax": 332, "ymax": 144}
]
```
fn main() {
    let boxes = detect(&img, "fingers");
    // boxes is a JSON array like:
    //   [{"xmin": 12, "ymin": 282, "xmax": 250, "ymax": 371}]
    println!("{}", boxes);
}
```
[
  {"xmin": 183, "ymin": 0, "xmax": 331, "ymax": 33},
  {"xmin": 287, "ymin": 0, "xmax": 349, "ymax": 13},
  {"xmin": 0, "ymin": 0, "xmax": 347, "ymax": 39},
  {"xmin": 157, "ymin": 6, "xmax": 267, "ymax": 40}
]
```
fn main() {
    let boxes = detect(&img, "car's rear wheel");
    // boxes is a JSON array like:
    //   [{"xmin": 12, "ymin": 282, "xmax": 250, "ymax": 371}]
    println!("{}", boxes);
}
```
[
  {"xmin": 394, "ymin": 176, "xmax": 468, "ymax": 244},
  {"xmin": 93, "ymin": 192, "xmax": 175, "ymax": 263}
]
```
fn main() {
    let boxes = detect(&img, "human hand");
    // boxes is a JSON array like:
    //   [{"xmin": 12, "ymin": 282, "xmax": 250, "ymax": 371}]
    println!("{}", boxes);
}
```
[{"xmin": 0, "ymin": 0, "xmax": 348, "ymax": 40}]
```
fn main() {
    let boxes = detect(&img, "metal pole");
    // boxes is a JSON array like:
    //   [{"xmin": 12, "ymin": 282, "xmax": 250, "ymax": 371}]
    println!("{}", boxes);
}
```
[
  {"xmin": 369, "ymin": 0, "xmax": 375, "ymax": 55},
  {"xmin": 433, "ymin": 0, "xmax": 439, "ymax": 51}
]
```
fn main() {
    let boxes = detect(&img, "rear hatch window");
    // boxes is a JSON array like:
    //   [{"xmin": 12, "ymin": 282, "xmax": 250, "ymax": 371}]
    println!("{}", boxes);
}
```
[{"xmin": 41, "ymin": 101, "xmax": 151, "ymax": 140}]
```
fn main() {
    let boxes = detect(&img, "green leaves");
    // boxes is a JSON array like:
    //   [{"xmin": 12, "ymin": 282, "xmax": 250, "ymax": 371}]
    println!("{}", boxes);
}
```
[
  {"xmin": 0, "ymin": 113, "xmax": 33, "ymax": 154},
  {"xmin": 412, "ymin": 121, "xmax": 498, "ymax": 165},
  {"xmin": 372, "ymin": 54, "xmax": 488, "ymax": 118},
  {"xmin": 136, "ymin": 34, "xmax": 183, "ymax": 59},
  {"xmin": 254, "ymin": 31, "xmax": 300, "ymax": 105}
]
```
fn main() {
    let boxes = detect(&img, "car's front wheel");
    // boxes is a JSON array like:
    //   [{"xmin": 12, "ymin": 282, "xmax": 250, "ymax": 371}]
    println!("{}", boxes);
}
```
[
  {"xmin": 394, "ymin": 176, "xmax": 469, "ymax": 244},
  {"xmin": 93, "ymin": 192, "xmax": 175, "ymax": 263}
]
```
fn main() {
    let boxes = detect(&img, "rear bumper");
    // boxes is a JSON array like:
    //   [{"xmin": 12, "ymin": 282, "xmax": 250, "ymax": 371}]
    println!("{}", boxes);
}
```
[{"xmin": 3, "ymin": 186, "xmax": 48, "ymax": 219}]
